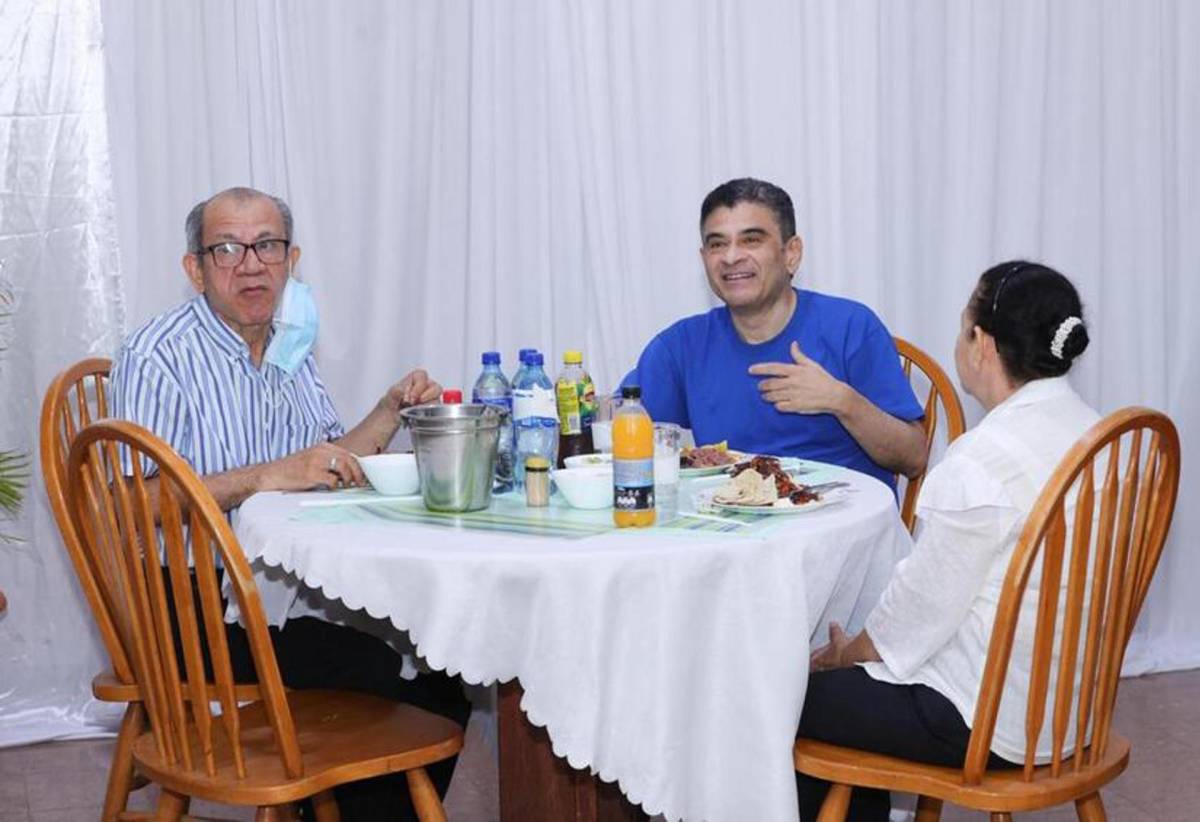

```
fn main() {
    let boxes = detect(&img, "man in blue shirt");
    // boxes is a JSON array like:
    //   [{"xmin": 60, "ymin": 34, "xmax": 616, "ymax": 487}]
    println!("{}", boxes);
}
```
[
  {"xmin": 631, "ymin": 178, "xmax": 926, "ymax": 488},
  {"xmin": 110, "ymin": 187, "xmax": 467, "ymax": 821}
]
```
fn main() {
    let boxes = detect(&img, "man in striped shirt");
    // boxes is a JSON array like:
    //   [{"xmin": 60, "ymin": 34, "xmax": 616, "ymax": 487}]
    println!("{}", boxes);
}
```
[{"xmin": 110, "ymin": 186, "xmax": 469, "ymax": 820}]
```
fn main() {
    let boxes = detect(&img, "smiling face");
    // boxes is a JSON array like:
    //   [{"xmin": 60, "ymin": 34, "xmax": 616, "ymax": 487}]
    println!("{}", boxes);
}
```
[
  {"xmin": 182, "ymin": 193, "xmax": 300, "ymax": 342},
  {"xmin": 700, "ymin": 202, "xmax": 803, "ymax": 314}
]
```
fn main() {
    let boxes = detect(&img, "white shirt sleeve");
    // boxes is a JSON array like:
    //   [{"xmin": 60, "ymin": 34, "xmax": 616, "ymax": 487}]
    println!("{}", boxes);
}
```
[{"xmin": 865, "ymin": 454, "xmax": 1021, "ymax": 680}]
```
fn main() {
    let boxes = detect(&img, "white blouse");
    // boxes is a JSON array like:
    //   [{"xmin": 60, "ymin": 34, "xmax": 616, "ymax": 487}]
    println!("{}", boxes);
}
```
[{"xmin": 863, "ymin": 376, "xmax": 1100, "ymax": 763}]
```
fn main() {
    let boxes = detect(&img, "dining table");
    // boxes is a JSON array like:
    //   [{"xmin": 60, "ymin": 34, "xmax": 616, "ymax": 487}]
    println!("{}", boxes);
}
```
[{"xmin": 228, "ymin": 460, "xmax": 912, "ymax": 822}]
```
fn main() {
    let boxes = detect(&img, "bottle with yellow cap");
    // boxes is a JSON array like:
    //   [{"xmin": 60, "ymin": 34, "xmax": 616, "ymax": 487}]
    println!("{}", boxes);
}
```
[{"xmin": 555, "ymin": 349, "xmax": 595, "ymax": 466}]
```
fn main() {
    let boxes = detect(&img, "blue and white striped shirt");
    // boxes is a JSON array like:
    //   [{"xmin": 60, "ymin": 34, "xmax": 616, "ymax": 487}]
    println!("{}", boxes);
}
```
[{"xmin": 111, "ymin": 295, "xmax": 345, "ymax": 479}]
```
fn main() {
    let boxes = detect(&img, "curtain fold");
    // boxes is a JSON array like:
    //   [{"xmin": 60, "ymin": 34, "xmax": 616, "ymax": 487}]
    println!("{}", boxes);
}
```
[{"xmin": 0, "ymin": 0, "xmax": 127, "ymax": 745}]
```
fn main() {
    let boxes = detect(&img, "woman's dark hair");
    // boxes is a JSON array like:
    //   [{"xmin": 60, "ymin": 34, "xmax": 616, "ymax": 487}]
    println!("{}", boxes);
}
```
[{"xmin": 967, "ymin": 260, "xmax": 1089, "ymax": 383}]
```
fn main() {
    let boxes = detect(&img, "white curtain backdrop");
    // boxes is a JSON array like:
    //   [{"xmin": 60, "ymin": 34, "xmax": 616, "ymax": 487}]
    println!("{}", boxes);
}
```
[
  {"xmin": 3, "ymin": 0, "xmax": 1196, "ymax": 750},
  {"xmin": 0, "ymin": 0, "xmax": 127, "ymax": 743}
]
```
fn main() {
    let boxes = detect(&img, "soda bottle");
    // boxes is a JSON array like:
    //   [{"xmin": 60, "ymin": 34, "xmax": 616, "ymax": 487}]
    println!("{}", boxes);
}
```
[
  {"xmin": 512, "ymin": 352, "xmax": 558, "ymax": 489},
  {"xmin": 472, "ymin": 351, "xmax": 514, "ymax": 493},
  {"xmin": 612, "ymin": 385, "xmax": 655, "ymax": 527},
  {"xmin": 441, "ymin": 389, "xmax": 463, "ymax": 404},
  {"xmin": 555, "ymin": 350, "xmax": 595, "ymax": 466}
]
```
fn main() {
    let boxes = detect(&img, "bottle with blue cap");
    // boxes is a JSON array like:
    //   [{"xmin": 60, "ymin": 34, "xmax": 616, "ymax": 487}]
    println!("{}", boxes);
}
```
[
  {"xmin": 511, "ymin": 348, "xmax": 537, "ymax": 387},
  {"xmin": 472, "ymin": 351, "xmax": 514, "ymax": 492},
  {"xmin": 511, "ymin": 352, "xmax": 559, "ymax": 489}
]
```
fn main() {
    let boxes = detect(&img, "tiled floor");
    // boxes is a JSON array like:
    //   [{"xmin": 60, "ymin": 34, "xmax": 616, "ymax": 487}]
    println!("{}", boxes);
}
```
[{"xmin": 1, "ymin": 669, "xmax": 1197, "ymax": 820}]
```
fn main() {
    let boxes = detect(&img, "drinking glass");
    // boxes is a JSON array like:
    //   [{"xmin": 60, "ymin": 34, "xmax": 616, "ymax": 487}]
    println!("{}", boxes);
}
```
[
  {"xmin": 591, "ymin": 391, "xmax": 616, "ymax": 452},
  {"xmin": 653, "ymin": 423, "xmax": 682, "ymax": 522}
]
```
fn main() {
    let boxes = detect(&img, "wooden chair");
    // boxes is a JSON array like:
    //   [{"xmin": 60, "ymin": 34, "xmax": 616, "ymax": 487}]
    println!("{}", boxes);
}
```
[
  {"xmin": 41, "ymin": 358, "xmax": 149, "ymax": 820},
  {"xmin": 41, "ymin": 358, "xmax": 246, "ymax": 820},
  {"xmin": 65, "ymin": 418, "xmax": 463, "ymax": 820},
  {"xmin": 795, "ymin": 406, "xmax": 1181, "ymax": 821},
  {"xmin": 894, "ymin": 337, "xmax": 967, "ymax": 533}
]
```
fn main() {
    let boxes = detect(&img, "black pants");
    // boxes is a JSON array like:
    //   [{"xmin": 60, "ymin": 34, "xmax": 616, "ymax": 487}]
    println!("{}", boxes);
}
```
[
  {"xmin": 169, "ymin": 571, "xmax": 471, "ymax": 821},
  {"xmin": 796, "ymin": 667, "xmax": 1017, "ymax": 821}
]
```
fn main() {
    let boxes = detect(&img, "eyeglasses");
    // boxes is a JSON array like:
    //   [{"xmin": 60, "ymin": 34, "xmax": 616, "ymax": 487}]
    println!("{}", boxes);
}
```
[{"xmin": 200, "ymin": 239, "xmax": 290, "ymax": 268}]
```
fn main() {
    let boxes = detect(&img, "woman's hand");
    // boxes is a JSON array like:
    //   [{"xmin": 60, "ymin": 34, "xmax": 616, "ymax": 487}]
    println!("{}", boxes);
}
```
[
  {"xmin": 810, "ymin": 622, "xmax": 882, "ymax": 672},
  {"xmin": 810, "ymin": 621, "xmax": 852, "ymax": 672}
]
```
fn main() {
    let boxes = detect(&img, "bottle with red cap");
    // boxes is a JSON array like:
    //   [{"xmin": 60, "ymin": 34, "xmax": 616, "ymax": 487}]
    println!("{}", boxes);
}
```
[{"xmin": 441, "ymin": 389, "xmax": 463, "ymax": 404}]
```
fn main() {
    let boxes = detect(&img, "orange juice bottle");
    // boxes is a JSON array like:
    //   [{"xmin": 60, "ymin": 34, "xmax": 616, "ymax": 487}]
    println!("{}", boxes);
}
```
[{"xmin": 613, "ymin": 385, "xmax": 656, "ymax": 527}]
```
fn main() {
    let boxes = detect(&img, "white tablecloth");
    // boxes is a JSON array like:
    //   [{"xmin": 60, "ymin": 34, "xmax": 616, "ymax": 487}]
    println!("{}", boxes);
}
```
[{"xmin": 231, "ymin": 465, "xmax": 911, "ymax": 822}]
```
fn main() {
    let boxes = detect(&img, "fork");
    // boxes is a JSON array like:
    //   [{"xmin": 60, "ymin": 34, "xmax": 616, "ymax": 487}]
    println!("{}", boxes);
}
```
[{"xmin": 804, "ymin": 481, "xmax": 851, "ymax": 494}]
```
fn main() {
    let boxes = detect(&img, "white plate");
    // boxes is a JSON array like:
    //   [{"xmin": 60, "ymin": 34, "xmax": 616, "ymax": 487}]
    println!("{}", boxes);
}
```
[
  {"xmin": 694, "ymin": 487, "xmax": 849, "ymax": 515},
  {"xmin": 679, "ymin": 450, "xmax": 748, "ymax": 478},
  {"xmin": 681, "ymin": 455, "xmax": 808, "ymax": 479}
]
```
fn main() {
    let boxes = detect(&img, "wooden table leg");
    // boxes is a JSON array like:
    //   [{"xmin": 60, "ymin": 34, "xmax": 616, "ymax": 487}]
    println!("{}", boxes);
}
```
[{"xmin": 498, "ymin": 681, "xmax": 648, "ymax": 822}]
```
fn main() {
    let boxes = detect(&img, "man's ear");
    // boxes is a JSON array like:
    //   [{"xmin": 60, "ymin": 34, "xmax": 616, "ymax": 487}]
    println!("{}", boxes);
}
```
[
  {"xmin": 288, "ymin": 244, "xmax": 301, "ymax": 275},
  {"xmin": 786, "ymin": 234, "xmax": 803, "ymax": 277},
  {"xmin": 183, "ymin": 252, "xmax": 205, "ymax": 293}
]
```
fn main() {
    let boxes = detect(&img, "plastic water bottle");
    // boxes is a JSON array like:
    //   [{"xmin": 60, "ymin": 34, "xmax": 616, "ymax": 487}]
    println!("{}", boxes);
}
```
[
  {"xmin": 512, "ymin": 348, "xmax": 537, "ymax": 387},
  {"xmin": 472, "ymin": 351, "xmax": 514, "ymax": 493},
  {"xmin": 512, "ymin": 352, "xmax": 559, "ymax": 489}
]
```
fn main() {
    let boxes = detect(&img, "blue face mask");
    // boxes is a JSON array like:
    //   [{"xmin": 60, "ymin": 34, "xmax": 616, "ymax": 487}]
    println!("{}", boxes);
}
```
[{"xmin": 264, "ymin": 276, "xmax": 319, "ymax": 375}]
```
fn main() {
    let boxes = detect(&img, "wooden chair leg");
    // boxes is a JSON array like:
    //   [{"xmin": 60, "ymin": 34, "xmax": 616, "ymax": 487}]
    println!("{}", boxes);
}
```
[
  {"xmin": 817, "ymin": 783, "xmax": 852, "ymax": 822},
  {"xmin": 915, "ymin": 794, "xmax": 943, "ymax": 821},
  {"xmin": 312, "ymin": 789, "xmax": 341, "ymax": 822},
  {"xmin": 989, "ymin": 814, "xmax": 1013, "ymax": 822},
  {"xmin": 406, "ymin": 767, "xmax": 447, "ymax": 822},
  {"xmin": 1076, "ymin": 791, "xmax": 1107, "ymax": 821},
  {"xmin": 153, "ymin": 789, "xmax": 188, "ymax": 821},
  {"xmin": 255, "ymin": 804, "xmax": 299, "ymax": 822},
  {"xmin": 103, "ymin": 702, "xmax": 145, "ymax": 822}
]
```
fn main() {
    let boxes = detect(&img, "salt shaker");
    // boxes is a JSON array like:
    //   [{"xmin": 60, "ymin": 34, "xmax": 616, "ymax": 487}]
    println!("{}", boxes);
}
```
[{"xmin": 524, "ymin": 456, "xmax": 551, "ymax": 507}]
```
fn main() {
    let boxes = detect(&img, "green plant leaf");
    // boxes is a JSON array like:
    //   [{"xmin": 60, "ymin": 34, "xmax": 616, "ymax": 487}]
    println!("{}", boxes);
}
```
[{"xmin": 0, "ymin": 450, "xmax": 28, "ymax": 516}]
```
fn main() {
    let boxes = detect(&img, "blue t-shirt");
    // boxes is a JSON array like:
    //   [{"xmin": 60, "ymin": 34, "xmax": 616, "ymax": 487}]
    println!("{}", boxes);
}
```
[{"xmin": 627, "ymin": 288, "xmax": 923, "ymax": 488}]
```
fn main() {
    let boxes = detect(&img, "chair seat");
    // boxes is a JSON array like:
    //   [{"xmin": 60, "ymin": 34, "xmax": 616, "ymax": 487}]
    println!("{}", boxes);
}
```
[
  {"xmin": 794, "ymin": 735, "xmax": 1130, "ymax": 813},
  {"xmin": 93, "ymin": 670, "xmax": 265, "ymax": 703},
  {"xmin": 132, "ymin": 689, "xmax": 464, "ymax": 807}
]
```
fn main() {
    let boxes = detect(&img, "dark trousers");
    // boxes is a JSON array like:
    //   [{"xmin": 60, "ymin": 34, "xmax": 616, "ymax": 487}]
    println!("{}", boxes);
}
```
[
  {"xmin": 169, "ymin": 571, "xmax": 471, "ymax": 821},
  {"xmin": 796, "ymin": 667, "xmax": 1016, "ymax": 821}
]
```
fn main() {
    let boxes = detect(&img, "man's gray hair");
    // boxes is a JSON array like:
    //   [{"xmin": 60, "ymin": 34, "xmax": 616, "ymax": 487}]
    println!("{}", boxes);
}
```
[{"xmin": 185, "ymin": 187, "xmax": 294, "ymax": 254}]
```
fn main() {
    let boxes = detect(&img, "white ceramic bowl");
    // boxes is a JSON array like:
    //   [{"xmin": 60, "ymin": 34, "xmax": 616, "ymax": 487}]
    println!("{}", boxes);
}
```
[
  {"xmin": 552, "ymin": 465, "xmax": 613, "ymax": 510},
  {"xmin": 357, "ymin": 453, "xmax": 420, "ymax": 496},
  {"xmin": 563, "ymin": 452, "xmax": 614, "ymax": 469}
]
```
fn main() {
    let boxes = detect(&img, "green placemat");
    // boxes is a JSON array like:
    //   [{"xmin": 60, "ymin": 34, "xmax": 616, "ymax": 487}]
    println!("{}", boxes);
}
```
[{"xmin": 292, "ymin": 490, "xmax": 780, "ymax": 539}]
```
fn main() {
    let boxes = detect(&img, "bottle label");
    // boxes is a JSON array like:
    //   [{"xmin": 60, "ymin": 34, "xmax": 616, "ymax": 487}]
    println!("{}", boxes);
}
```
[
  {"xmin": 579, "ymin": 376, "xmax": 596, "ymax": 429},
  {"xmin": 513, "ymin": 386, "xmax": 557, "ymax": 420},
  {"xmin": 556, "ymin": 379, "xmax": 583, "ymax": 434},
  {"xmin": 613, "ymin": 457, "xmax": 655, "ymax": 511},
  {"xmin": 477, "ymin": 395, "xmax": 513, "ymax": 414}
]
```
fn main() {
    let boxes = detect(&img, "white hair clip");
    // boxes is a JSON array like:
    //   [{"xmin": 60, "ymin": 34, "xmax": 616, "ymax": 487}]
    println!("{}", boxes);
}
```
[{"xmin": 1050, "ymin": 316, "xmax": 1083, "ymax": 359}]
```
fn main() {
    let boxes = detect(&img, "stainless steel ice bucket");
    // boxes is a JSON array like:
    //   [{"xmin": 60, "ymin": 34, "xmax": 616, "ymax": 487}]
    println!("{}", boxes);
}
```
[{"xmin": 400, "ymin": 403, "xmax": 501, "ymax": 512}]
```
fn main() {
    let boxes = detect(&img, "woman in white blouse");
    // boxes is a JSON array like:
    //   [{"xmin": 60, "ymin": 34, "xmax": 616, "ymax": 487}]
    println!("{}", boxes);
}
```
[{"xmin": 799, "ymin": 261, "xmax": 1096, "ymax": 821}]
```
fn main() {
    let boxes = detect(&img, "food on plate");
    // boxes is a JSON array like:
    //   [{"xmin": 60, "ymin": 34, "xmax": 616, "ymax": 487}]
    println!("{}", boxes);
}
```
[
  {"xmin": 713, "ymin": 456, "xmax": 819, "ymax": 508},
  {"xmin": 680, "ymin": 441, "xmax": 739, "ymax": 468}
]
